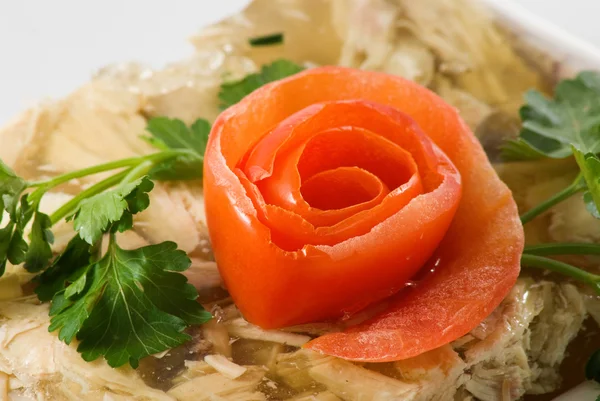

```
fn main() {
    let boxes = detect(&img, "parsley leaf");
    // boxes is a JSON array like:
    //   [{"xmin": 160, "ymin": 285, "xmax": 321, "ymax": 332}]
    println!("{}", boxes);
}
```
[
  {"xmin": 503, "ymin": 71, "xmax": 600, "ymax": 160},
  {"xmin": 1, "ymin": 194, "xmax": 52, "ymax": 275},
  {"xmin": 144, "ymin": 117, "xmax": 210, "ymax": 180},
  {"xmin": 502, "ymin": 137, "xmax": 565, "ymax": 161},
  {"xmin": 71, "ymin": 177, "xmax": 154, "ymax": 245},
  {"xmin": 35, "ymin": 235, "xmax": 92, "ymax": 302},
  {"xmin": 0, "ymin": 226, "xmax": 12, "ymax": 276},
  {"xmin": 249, "ymin": 33, "xmax": 284, "ymax": 47},
  {"xmin": 0, "ymin": 159, "xmax": 27, "ymax": 220},
  {"xmin": 146, "ymin": 117, "xmax": 209, "ymax": 155},
  {"xmin": 7, "ymin": 195, "xmax": 34, "ymax": 265},
  {"xmin": 574, "ymin": 149, "xmax": 600, "ymax": 218},
  {"xmin": 47, "ymin": 239, "xmax": 211, "ymax": 368},
  {"xmin": 587, "ymin": 349, "xmax": 600, "ymax": 383},
  {"xmin": 503, "ymin": 71, "xmax": 600, "ymax": 217},
  {"xmin": 219, "ymin": 59, "xmax": 305, "ymax": 110},
  {"xmin": 0, "ymin": 161, "xmax": 30, "ymax": 275},
  {"xmin": 24, "ymin": 211, "xmax": 54, "ymax": 272}
]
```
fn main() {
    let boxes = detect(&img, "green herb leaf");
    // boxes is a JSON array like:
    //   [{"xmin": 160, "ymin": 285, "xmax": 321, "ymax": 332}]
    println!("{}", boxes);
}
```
[
  {"xmin": 148, "ymin": 158, "xmax": 203, "ymax": 181},
  {"xmin": 574, "ymin": 148, "xmax": 600, "ymax": 218},
  {"xmin": 219, "ymin": 59, "xmax": 305, "ymax": 110},
  {"xmin": 0, "ymin": 162, "xmax": 30, "ymax": 275},
  {"xmin": 0, "ymin": 159, "xmax": 27, "ymax": 220},
  {"xmin": 585, "ymin": 192, "xmax": 600, "ymax": 218},
  {"xmin": 501, "ymin": 137, "xmax": 559, "ymax": 161},
  {"xmin": 63, "ymin": 264, "xmax": 90, "ymax": 299},
  {"xmin": 3, "ymin": 195, "xmax": 35, "ymax": 270},
  {"xmin": 249, "ymin": 33, "xmax": 284, "ymax": 47},
  {"xmin": 587, "ymin": 349, "xmax": 600, "ymax": 383},
  {"xmin": 0, "ymin": 161, "xmax": 55, "ymax": 275},
  {"xmin": 35, "ymin": 235, "xmax": 92, "ymax": 302},
  {"xmin": 71, "ymin": 177, "xmax": 154, "ymax": 245},
  {"xmin": 503, "ymin": 71, "xmax": 600, "ymax": 160},
  {"xmin": 144, "ymin": 117, "xmax": 210, "ymax": 180},
  {"xmin": 24, "ymin": 211, "xmax": 54, "ymax": 272},
  {"xmin": 146, "ymin": 117, "xmax": 209, "ymax": 155},
  {"xmin": 47, "ymin": 239, "xmax": 211, "ymax": 367},
  {"xmin": 0, "ymin": 223, "xmax": 14, "ymax": 276}
]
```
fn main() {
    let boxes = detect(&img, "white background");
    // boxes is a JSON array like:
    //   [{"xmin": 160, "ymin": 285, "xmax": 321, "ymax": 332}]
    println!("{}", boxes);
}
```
[{"xmin": 0, "ymin": 0, "xmax": 600, "ymax": 126}]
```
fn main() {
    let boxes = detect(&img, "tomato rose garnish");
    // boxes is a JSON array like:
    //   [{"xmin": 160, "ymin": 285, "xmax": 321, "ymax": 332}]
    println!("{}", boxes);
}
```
[{"xmin": 204, "ymin": 66, "xmax": 523, "ymax": 361}]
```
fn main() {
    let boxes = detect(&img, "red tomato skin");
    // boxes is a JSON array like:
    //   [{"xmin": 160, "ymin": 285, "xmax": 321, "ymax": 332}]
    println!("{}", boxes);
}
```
[{"xmin": 204, "ymin": 67, "xmax": 523, "ymax": 362}]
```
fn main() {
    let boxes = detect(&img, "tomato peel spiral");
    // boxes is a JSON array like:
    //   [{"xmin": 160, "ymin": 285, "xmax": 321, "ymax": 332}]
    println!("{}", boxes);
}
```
[{"xmin": 204, "ymin": 66, "xmax": 523, "ymax": 361}]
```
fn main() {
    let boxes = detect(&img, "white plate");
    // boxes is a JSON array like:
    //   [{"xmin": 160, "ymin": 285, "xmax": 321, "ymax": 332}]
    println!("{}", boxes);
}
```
[{"xmin": 484, "ymin": 0, "xmax": 600, "ymax": 74}]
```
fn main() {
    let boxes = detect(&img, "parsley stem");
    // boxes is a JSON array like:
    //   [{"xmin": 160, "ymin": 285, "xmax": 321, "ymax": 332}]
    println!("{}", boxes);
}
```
[
  {"xmin": 521, "ymin": 254, "xmax": 600, "ymax": 294},
  {"xmin": 27, "ymin": 150, "xmax": 193, "ymax": 207},
  {"xmin": 49, "ymin": 169, "xmax": 131, "ymax": 225},
  {"xmin": 27, "ymin": 150, "xmax": 189, "ymax": 193},
  {"xmin": 520, "ymin": 175, "xmax": 586, "ymax": 224},
  {"xmin": 119, "ymin": 160, "xmax": 154, "ymax": 186},
  {"xmin": 524, "ymin": 243, "xmax": 600, "ymax": 256},
  {"xmin": 27, "ymin": 157, "xmax": 143, "ymax": 189}
]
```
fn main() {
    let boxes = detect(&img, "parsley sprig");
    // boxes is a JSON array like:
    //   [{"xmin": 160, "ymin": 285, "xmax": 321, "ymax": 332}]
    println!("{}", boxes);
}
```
[
  {"xmin": 218, "ymin": 59, "xmax": 304, "ymax": 110},
  {"xmin": 507, "ymin": 72, "xmax": 600, "ymax": 293},
  {"xmin": 0, "ymin": 58, "xmax": 305, "ymax": 369},
  {"xmin": 0, "ymin": 117, "xmax": 212, "ymax": 367},
  {"xmin": 504, "ymin": 71, "xmax": 600, "ymax": 216},
  {"xmin": 505, "ymin": 71, "xmax": 600, "ymax": 384}
]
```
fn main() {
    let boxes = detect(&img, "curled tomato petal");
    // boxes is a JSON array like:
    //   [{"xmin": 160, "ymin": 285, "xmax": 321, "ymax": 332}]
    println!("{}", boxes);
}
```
[
  {"xmin": 300, "ymin": 166, "xmax": 390, "ymax": 227},
  {"xmin": 206, "ymin": 95, "xmax": 460, "ymax": 327},
  {"xmin": 204, "ymin": 66, "xmax": 522, "ymax": 362}
]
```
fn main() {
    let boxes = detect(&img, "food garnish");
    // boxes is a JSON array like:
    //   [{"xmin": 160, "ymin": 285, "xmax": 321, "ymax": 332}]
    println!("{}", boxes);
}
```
[
  {"xmin": 2, "ymin": 56, "xmax": 594, "ymax": 380},
  {"xmin": 218, "ymin": 59, "xmax": 304, "ymax": 110},
  {"xmin": 587, "ymin": 349, "xmax": 600, "ymax": 383},
  {"xmin": 0, "ymin": 117, "xmax": 212, "ymax": 367},
  {"xmin": 505, "ymin": 71, "xmax": 600, "ymax": 218},
  {"xmin": 506, "ymin": 71, "xmax": 600, "ymax": 294},
  {"xmin": 0, "ymin": 0, "xmax": 596, "ymax": 394},
  {"xmin": 248, "ymin": 32, "xmax": 284, "ymax": 47},
  {"xmin": 505, "ymin": 71, "xmax": 600, "ymax": 384},
  {"xmin": 204, "ymin": 66, "xmax": 524, "ymax": 361}
]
